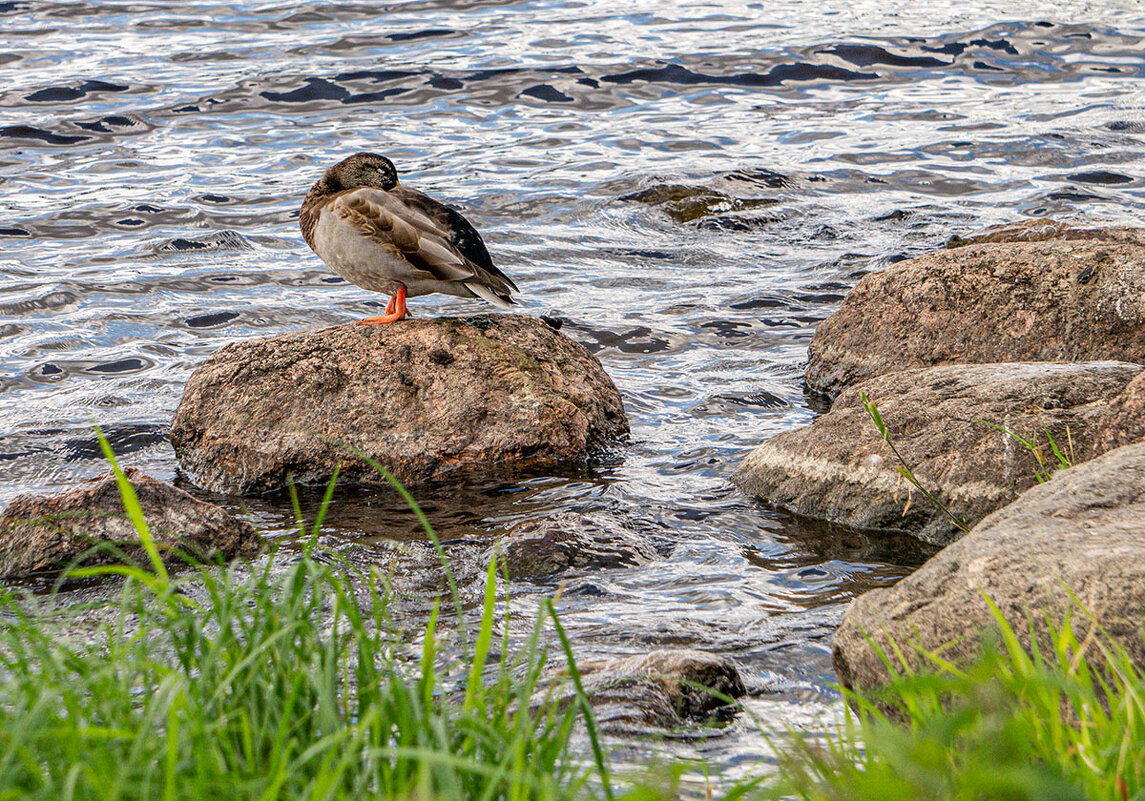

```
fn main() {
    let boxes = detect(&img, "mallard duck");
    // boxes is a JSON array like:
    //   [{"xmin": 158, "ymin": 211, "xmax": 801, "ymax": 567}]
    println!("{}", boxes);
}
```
[{"xmin": 299, "ymin": 152, "xmax": 518, "ymax": 324}]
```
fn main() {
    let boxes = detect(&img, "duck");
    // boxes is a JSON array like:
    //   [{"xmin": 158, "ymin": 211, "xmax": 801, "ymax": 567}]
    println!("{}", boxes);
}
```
[{"xmin": 299, "ymin": 152, "xmax": 519, "ymax": 324}]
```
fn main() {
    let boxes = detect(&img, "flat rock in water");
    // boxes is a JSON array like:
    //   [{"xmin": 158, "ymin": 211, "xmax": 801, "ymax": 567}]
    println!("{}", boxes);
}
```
[
  {"xmin": 833, "ymin": 440, "xmax": 1145, "ymax": 693},
  {"xmin": 805, "ymin": 225, "xmax": 1145, "ymax": 398},
  {"xmin": 576, "ymin": 649, "xmax": 746, "ymax": 732},
  {"xmin": 733, "ymin": 361, "xmax": 1143, "ymax": 546},
  {"xmin": 0, "ymin": 468, "xmax": 262, "ymax": 580},
  {"xmin": 170, "ymin": 315, "xmax": 629, "ymax": 494}
]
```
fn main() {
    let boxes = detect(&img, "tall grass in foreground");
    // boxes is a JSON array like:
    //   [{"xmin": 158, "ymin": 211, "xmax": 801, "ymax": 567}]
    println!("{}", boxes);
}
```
[
  {"xmin": 4, "ymin": 433, "xmax": 1144, "ymax": 800},
  {"xmin": 766, "ymin": 599, "xmax": 1145, "ymax": 801},
  {"xmin": 0, "ymin": 551, "xmax": 612, "ymax": 801},
  {"xmin": 0, "ymin": 433, "xmax": 615, "ymax": 801}
]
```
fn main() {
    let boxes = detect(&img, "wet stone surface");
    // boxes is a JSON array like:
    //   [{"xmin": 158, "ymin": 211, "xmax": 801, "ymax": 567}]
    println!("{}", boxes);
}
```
[{"xmin": 0, "ymin": 468, "xmax": 263, "ymax": 582}]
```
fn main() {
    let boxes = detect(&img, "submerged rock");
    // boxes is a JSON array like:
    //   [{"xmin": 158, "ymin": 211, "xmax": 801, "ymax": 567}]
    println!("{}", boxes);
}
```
[
  {"xmin": 620, "ymin": 182, "xmax": 780, "ymax": 224},
  {"xmin": 733, "ymin": 361, "xmax": 1142, "ymax": 546},
  {"xmin": 490, "ymin": 511, "xmax": 660, "ymax": 579},
  {"xmin": 833, "ymin": 440, "xmax": 1145, "ymax": 693},
  {"xmin": 805, "ymin": 226, "xmax": 1145, "ymax": 398},
  {"xmin": 576, "ymin": 649, "xmax": 746, "ymax": 732},
  {"xmin": 0, "ymin": 468, "xmax": 262, "ymax": 580},
  {"xmin": 170, "ymin": 315, "xmax": 629, "ymax": 494}
]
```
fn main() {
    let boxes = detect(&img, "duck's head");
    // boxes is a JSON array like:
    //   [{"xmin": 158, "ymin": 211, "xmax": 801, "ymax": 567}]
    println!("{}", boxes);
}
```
[{"xmin": 322, "ymin": 152, "xmax": 399, "ymax": 192}]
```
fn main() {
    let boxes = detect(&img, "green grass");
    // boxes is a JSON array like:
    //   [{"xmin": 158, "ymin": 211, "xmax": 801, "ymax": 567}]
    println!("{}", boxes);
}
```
[
  {"xmin": 0, "ymin": 436, "xmax": 616, "ymax": 801},
  {"xmin": 764, "ymin": 599, "xmax": 1145, "ymax": 801},
  {"xmin": 4, "ymin": 434, "xmax": 1144, "ymax": 800},
  {"xmin": 0, "ymin": 548, "xmax": 619, "ymax": 801}
]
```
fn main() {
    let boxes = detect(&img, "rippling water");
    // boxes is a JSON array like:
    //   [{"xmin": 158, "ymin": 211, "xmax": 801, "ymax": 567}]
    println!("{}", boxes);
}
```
[{"xmin": 3, "ymin": 0, "xmax": 1145, "ymax": 774}]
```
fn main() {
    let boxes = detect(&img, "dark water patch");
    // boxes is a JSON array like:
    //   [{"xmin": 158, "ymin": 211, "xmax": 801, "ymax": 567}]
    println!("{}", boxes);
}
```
[
  {"xmin": 0, "ymin": 227, "xmax": 31, "ymax": 237},
  {"xmin": 74, "ymin": 114, "xmax": 140, "ymax": 133},
  {"xmin": 1046, "ymin": 189, "xmax": 1106, "ymax": 202},
  {"xmin": 428, "ymin": 74, "xmax": 463, "ymax": 90},
  {"xmin": 24, "ymin": 79, "xmax": 130, "ymax": 103},
  {"xmin": 29, "ymin": 362, "xmax": 65, "ymax": 381},
  {"xmin": 25, "ymin": 356, "xmax": 157, "ymax": 382},
  {"xmin": 1105, "ymin": 121, "xmax": 1145, "ymax": 132},
  {"xmin": 694, "ymin": 390, "xmax": 789, "ymax": 416},
  {"xmin": 819, "ymin": 43, "xmax": 950, "ymax": 68},
  {"xmin": 1067, "ymin": 170, "xmax": 1134, "ymax": 185},
  {"xmin": 520, "ymin": 84, "xmax": 574, "ymax": 103},
  {"xmin": 601, "ymin": 61, "xmax": 878, "ymax": 87},
  {"xmin": 334, "ymin": 68, "xmax": 419, "ymax": 83},
  {"xmin": 185, "ymin": 311, "xmax": 240, "ymax": 328},
  {"xmin": 730, "ymin": 295, "xmax": 790, "ymax": 311},
  {"xmin": 564, "ymin": 324, "xmax": 675, "ymax": 356},
  {"xmin": 60, "ymin": 424, "xmax": 167, "ymax": 461},
  {"xmin": 343, "ymin": 87, "xmax": 411, "ymax": 104},
  {"xmin": 700, "ymin": 320, "xmax": 754, "ymax": 340},
  {"xmin": 86, "ymin": 358, "xmax": 150, "ymax": 375},
  {"xmin": 874, "ymin": 209, "xmax": 914, "ymax": 221},
  {"xmin": 0, "ymin": 125, "xmax": 90, "ymax": 145},
  {"xmin": 151, "ymin": 231, "xmax": 253, "ymax": 253},
  {"xmin": 260, "ymin": 77, "xmax": 349, "ymax": 103},
  {"xmin": 388, "ymin": 28, "xmax": 456, "ymax": 42}
]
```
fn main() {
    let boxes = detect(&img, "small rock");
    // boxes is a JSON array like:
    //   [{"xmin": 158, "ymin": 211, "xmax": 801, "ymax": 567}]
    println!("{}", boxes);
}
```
[
  {"xmin": 0, "ymin": 468, "xmax": 262, "ymax": 580},
  {"xmin": 833, "ymin": 440, "xmax": 1145, "ymax": 693},
  {"xmin": 490, "ymin": 512, "xmax": 659, "ymax": 579},
  {"xmin": 170, "ymin": 315, "xmax": 629, "ymax": 494},
  {"xmin": 733, "ymin": 361, "xmax": 1142, "ymax": 546},
  {"xmin": 577, "ymin": 649, "xmax": 746, "ymax": 732},
  {"xmin": 806, "ymin": 226, "xmax": 1145, "ymax": 398}
]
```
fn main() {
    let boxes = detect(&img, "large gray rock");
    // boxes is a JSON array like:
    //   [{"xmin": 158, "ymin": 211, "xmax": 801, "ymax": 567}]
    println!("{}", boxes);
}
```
[
  {"xmin": 833, "ymin": 440, "xmax": 1145, "ymax": 693},
  {"xmin": 0, "ymin": 468, "xmax": 262, "ymax": 580},
  {"xmin": 576, "ymin": 649, "xmax": 746, "ymax": 732},
  {"xmin": 806, "ymin": 226, "xmax": 1145, "ymax": 399},
  {"xmin": 170, "ymin": 315, "xmax": 629, "ymax": 494},
  {"xmin": 733, "ymin": 361, "xmax": 1142, "ymax": 546}
]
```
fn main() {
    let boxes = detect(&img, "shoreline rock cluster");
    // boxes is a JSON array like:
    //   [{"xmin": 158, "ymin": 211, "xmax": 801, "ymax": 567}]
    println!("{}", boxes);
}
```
[
  {"xmin": 8, "ymin": 220, "xmax": 1145, "ymax": 722},
  {"xmin": 731, "ymin": 222, "xmax": 1145, "ymax": 693}
]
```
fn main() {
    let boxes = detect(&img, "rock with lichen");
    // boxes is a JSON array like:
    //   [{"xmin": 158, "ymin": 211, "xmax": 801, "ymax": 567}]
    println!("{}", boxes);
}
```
[
  {"xmin": 170, "ymin": 315, "xmax": 629, "ymax": 494},
  {"xmin": 0, "ymin": 468, "xmax": 262, "ymax": 580}
]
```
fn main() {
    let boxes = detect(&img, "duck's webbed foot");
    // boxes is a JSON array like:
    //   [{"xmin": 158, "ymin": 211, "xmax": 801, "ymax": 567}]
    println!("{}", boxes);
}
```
[{"xmin": 362, "ymin": 286, "xmax": 411, "ymax": 325}]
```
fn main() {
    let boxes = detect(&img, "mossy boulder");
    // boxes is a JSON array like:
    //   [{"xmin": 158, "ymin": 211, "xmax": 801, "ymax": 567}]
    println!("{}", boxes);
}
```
[{"xmin": 170, "ymin": 315, "xmax": 629, "ymax": 494}]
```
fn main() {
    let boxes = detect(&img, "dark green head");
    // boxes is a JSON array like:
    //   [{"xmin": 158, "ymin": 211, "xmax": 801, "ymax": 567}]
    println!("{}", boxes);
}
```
[{"xmin": 322, "ymin": 152, "xmax": 400, "ymax": 192}]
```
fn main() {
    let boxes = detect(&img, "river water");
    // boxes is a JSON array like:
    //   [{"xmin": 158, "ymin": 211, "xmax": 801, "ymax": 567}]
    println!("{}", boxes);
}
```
[{"xmin": 2, "ymin": 0, "xmax": 1145, "ymax": 777}]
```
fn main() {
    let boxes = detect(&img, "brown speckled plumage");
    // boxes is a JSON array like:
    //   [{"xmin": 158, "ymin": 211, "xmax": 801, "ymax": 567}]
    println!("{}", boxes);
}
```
[{"xmin": 300, "ymin": 153, "xmax": 518, "ymax": 316}]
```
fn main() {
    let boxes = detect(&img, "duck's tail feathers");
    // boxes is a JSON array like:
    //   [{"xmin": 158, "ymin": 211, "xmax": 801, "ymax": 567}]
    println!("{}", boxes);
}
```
[{"xmin": 465, "ymin": 281, "xmax": 515, "ymax": 309}]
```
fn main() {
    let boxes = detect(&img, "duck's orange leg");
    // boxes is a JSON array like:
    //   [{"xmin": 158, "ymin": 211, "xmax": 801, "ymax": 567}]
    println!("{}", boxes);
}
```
[{"xmin": 362, "ymin": 285, "xmax": 411, "ymax": 325}]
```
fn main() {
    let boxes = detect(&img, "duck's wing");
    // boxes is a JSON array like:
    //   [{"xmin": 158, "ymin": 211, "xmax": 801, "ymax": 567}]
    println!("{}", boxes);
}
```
[
  {"xmin": 388, "ymin": 186, "xmax": 520, "ymax": 294},
  {"xmin": 328, "ymin": 187, "xmax": 477, "ymax": 284}
]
